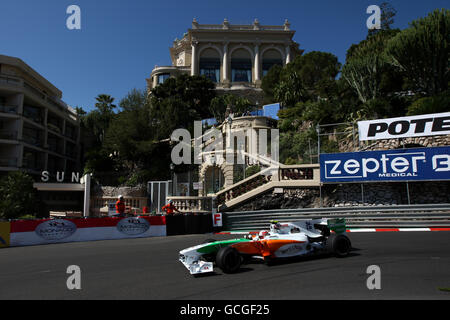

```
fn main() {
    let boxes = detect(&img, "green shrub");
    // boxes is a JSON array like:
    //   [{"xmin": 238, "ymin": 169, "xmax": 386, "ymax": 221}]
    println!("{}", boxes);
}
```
[
  {"xmin": 407, "ymin": 91, "xmax": 450, "ymax": 115},
  {"xmin": 0, "ymin": 171, "xmax": 38, "ymax": 220},
  {"xmin": 245, "ymin": 165, "xmax": 261, "ymax": 177}
]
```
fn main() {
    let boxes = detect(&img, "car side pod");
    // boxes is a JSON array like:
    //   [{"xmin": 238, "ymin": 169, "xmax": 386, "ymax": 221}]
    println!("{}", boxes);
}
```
[{"xmin": 326, "ymin": 233, "xmax": 352, "ymax": 257}]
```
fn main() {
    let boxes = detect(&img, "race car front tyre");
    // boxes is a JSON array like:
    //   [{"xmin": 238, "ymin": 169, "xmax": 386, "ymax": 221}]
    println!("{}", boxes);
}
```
[
  {"xmin": 216, "ymin": 246, "xmax": 242, "ymax": 273},
  {"xmin": 326, "ymin": 233, "xmax": 351, "ymax": 257}
]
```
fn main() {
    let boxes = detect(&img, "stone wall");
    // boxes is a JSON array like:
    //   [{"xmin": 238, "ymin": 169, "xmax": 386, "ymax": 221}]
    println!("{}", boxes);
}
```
[
  {"xmin": 339, "ymin": 134, "xmax": 450, "ymax": 153},
  {"xmin": 230, "ymin": 188, "xmax": 320, "ymax": 211},
  {"xmin": 323, "ymin": 181, "xmax": 450, "ymax": 207},
  {"xmin": 229, "ymin": 181, "xmax": 450, "ymax": 211},
  {"xmin": 92, "ymin": 184, "xmax": 147, "ymax": 198}
]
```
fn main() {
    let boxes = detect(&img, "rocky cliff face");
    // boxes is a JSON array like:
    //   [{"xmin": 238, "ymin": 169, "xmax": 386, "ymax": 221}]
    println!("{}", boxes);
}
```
[
  {"xmin": 229, "ymin": 181, "xmax": 450, "ymax": 212},
  {"xmin": 230, "ymin": 188, "xmax": 321, "ymax": 211},
  {"xmin": 339, "ymin": 134, "xmax": 450, "ymax": 153}
]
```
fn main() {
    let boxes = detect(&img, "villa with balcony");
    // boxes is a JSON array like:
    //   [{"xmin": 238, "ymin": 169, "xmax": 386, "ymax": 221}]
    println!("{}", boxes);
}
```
[
  {"xmin": 147, "ymin": 18, "xmax": 303, "ymax": 104},
  {"xmin": 142, "ymin": 20, "xmax": 321, "ymax": 213}
]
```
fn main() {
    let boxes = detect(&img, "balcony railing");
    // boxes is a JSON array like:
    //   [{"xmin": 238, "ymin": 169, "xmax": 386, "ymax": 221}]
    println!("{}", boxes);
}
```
[
  {"xmin": 22, "ymin": 160, "xmax": 44, "ymax": 171},
  {"xmin": 0, "ymin": 130, "xmax": 17, "ymax": 140},
  {"xmin": 1, "ymin": 73, "xmax": 75, "ymax": 115},
  {"xmin": 0, "ymin": 104, "xmax": 18, "ymax": 114},
  {"xmin": 90, "ymin": 196, "xmax": 148, "ymax": 216},
  {"xmin": 64, "ymin": 127, "xmax": 77, "ymax": 140},
  {"xmin": 48, "ymin": 143, "xmax": 63, "ymax": 154},
  {"xmin": 165, "ymin": 196, "xmax": 213, "ymax": 213},
  {"xmin": 22, "ymin": 135, "xmax": 43, "ymax": 147},
  {"xmin": 47, "ymin": 122, "xmax": 62, "ymax": 134},
  {"xmin": 23, "ymin": 106, "xmax": 44, "ymax": 124},
  {"xmin": 280, "ymin": 167, "xmax": 314, "ymax": 180},
  {"xmin": 23, "ymin": 82, "xmax": 46, "ymax": 100},
  {"xmin": 0, "ymin": 74, "xmax": 21, "ymax": 86},
  {"xmin": 0, "ymin": 157, "xmax": 18, "ymax": 167},
  {"xmin": 65, "ymin": 149, "xmax": 77, "ymax": 158}
]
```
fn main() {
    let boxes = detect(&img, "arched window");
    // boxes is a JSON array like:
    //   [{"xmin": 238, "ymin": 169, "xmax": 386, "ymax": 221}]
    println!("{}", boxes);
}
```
[
  {"xmin": 205, "ymin": 166, "xmax": 224, "ymax": 194},
  {"xmin": 262, "ymin": 49, "xmax": 283, "ymax": 77},
  {"xmin": 199, "ymin": 48, "xmax": 221, "ymax": 83},
  {"xmin": 231, "ymin": 48, "xmax": 252, "ymax": 83}
]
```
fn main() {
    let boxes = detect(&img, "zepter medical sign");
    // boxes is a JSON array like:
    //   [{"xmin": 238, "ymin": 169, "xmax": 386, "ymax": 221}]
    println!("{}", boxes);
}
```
[
  {"xmin": 320, "ymin": 146, "xmax": 450, "ymax": 183},
  {"xmin": 358, "ymin": 112, "xmax": 450, "ymax": 141}
]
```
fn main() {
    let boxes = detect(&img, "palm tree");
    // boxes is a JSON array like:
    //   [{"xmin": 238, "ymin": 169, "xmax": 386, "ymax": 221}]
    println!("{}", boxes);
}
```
[{"xmin": 94, "ymin": 94, "xmax": 116, "ymax": 143}]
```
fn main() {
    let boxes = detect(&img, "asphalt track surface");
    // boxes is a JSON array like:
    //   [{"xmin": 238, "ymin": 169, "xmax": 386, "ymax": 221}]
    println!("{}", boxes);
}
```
[{"xmin": 0, "ymin": 232, "xmax": 450, "ymax": 300}]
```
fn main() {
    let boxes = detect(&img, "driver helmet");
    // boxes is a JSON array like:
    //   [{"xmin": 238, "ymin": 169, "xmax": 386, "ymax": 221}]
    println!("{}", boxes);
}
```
[
  {"xmin": 259, "ymin": 230, "xmax": 269, "ymax": 239},
  {"xmin": 270, "ymin": 220, "xmax": 281, "ymax": 231}
]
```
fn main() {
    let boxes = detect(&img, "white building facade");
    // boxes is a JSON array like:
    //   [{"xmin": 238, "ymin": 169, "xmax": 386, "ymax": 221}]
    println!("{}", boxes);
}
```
[{"xmin": 147, "ymin": 18, "xmax": 303, "ymax": 101}]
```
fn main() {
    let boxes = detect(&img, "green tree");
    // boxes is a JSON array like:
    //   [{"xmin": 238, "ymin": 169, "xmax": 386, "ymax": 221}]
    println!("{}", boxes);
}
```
[
  {"xmin": 94, "ymin": 94, "xmax": 117, "ymax": 143},
  {"xmin": 386, "ymin": 8, "xmax": 450, "ymax": 96},
  {"xmin": 279, "ymin": 127, "xmax": 317, "ymax": 164},
  {"xmin": 150, "ymin": 74, "xmax": 215, "ymax": 120},
  {"xmin": 209, "ymin": 94, "xmax": 252, "ymax": 123},
  {"xmin": 407, "ymin": 90, "xmax": 450, "ymax": 115},
  {"xmin": 294, "ymin": 51, "xmax": 341, "ymax": 96},
  {"xmin": 261, "ymin": 64, "xmax": 282, "ymax": 103},
  {"xmin": 82, "ymin": 94, "xmax": 118, "ymax": 147},
  {"xmin": 368, "ymin": 2, "xmax": 397, "ymax": 36},
  {"xmin": 0, "ymin": 171, "xmax": 39, "ymax": 219},
  {"xmin": 149, "ymin": 74, "xmax": 216, "ymax": 140},
  {"xmin": 342, "ymin": 29, "xmax": 401, "ymax": 104},
  {"xmin": 273, "ymin": 51, "xmax": 341, "ymax": 107},
  {"xmin": 274, "ymin": 71, "xmax": 308, "ymax": 108},
  {"xmin": 80, "ymin": 94, "xmax": 118, "ymax": 175},
  {"xmin": 102, "ymin": 88, "xmax": 174, "ymax": 183}
]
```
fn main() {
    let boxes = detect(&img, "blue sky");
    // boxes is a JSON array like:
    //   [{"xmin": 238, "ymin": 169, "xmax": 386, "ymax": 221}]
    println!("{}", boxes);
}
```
[{"xmin": 0, "ymin": 0, "xmax": 447, "ymax": 112}]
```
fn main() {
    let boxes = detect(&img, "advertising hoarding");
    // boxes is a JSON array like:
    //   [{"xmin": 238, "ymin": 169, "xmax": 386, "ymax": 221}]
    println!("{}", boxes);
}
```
[
  {"xmin": 358, "ymin": 112, "xmax": 450, "ymax": 141},
  {"xmin": 320, "ymin": 146, "xmax": 450, "ymax": 183}
]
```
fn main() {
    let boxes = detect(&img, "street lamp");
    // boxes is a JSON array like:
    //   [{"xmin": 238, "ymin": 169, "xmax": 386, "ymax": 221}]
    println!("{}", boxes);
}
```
[
  {"xmin": 210, "ymin": 153, "xmax": 216, "ymax": 194},
  {"xmin": 170, "ymin": 163, "xmax": 175, "ymax": 196}
]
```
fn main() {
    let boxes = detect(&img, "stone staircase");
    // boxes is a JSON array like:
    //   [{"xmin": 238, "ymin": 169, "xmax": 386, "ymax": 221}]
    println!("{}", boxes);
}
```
[
  {"xmin": 167, "ymin": 163, "xmax": 320, "ymax": 213},
  {"xmin": 215, "ymin": 163, "xmax": 320, "ymax": 211}
]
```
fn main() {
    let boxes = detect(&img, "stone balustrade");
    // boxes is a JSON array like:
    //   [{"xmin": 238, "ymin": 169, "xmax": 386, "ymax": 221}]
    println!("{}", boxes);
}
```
[
  {"xmin": 90, "ymin": 196, "xmax": 148, "ymax": 216},
  {"xmin": 165, "ymin": 196, "xmax": 213, "ymax": 213}
]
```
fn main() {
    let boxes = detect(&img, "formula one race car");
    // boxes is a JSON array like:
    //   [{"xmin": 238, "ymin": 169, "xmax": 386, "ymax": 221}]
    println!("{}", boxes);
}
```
[{"xmin": 179, "ymin": 218, "xmax": 351, "ymax": 275}]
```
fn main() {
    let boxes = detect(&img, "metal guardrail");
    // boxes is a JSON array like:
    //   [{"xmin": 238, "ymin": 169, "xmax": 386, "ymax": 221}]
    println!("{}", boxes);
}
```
[{"xmin": 224, "ymin": 204, "xmax": 450, "ymax": 230}]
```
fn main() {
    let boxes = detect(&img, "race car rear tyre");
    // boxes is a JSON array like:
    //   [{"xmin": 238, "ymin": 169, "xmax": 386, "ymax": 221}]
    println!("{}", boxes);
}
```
[
  {"xmin": 327, "ymin": 233, "xmax": 351, "ymax": 257},
  {"xmin": 216, "ymin": 246, "xmax": 241, "ymax": 273}
]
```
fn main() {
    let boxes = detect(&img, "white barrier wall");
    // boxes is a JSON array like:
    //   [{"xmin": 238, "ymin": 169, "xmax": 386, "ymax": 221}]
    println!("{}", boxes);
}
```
[{"xmin": 9, "ymin": 216, "xmax": 166, "ymax": 247}]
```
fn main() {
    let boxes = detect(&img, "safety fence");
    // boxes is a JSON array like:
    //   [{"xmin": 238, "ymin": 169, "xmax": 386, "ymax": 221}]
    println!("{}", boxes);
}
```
[{"xmin": 224, "ymin": 204, "xmax": 450, "ymax": 231}]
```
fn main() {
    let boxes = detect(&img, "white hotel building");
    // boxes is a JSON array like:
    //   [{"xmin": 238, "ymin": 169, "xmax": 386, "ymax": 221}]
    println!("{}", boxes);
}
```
[{"xmin": 0, "ymin": 54, "xmax": 80, "ymax": 178}]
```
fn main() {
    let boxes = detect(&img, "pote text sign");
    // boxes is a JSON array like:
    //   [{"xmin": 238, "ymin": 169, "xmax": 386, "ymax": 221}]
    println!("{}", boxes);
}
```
[
  {"xmin": 320, "ymin": 146, "xmax": 450, "ymax": 183},
  {"xmin": 358, "ymin": 112, "xmax": 450, "ymax": 141}
]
